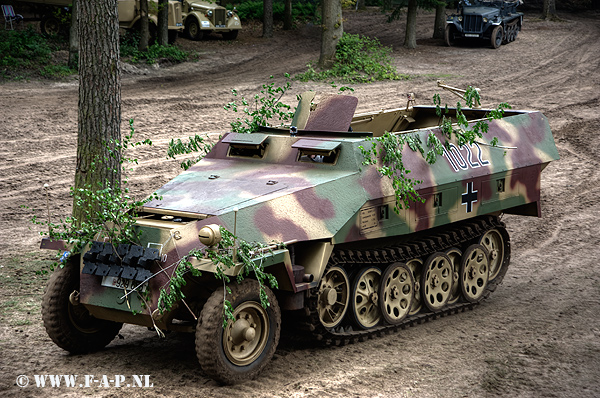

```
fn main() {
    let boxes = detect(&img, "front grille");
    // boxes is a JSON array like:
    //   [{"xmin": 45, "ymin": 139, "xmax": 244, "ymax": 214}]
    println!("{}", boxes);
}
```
[
  {"xmin": 463, "ymin": 15, "xmax": 483, "ymax": 33},
  {"xmin": 214, "ymin": 9, "xmax": 226, "ymax": 27}
]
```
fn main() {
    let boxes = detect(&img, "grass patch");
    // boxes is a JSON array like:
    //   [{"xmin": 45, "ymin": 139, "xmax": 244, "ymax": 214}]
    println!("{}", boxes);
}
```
[
  {"xmin": 0, "ymin": 252, "xmax": 53, "ymax": 326},
  {"xmin": 0, "ymin": 26, "xmax": 75, "ymax": 80},
  {"xmin": 120, "ymin": 33, "xmax": 194, "ymax": 65}
]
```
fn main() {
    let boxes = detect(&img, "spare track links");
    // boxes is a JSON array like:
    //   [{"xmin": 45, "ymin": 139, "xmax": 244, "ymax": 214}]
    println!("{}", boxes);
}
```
[{"xmin": 303, "ymin": 215, "xmax": 511, "ymax": 346}]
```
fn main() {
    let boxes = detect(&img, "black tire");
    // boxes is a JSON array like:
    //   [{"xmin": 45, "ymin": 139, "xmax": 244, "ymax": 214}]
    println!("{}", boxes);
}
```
[
  {"xmin": 491, "ymin": 25, "xmax": 503, "ymax": 49},
  {"xmin": 41, "ymin": 259, "xmax": 122, "ymax": 354},
  {"xmin": 40, "ymin": 15, "xmax": 61, "ymax": 37},
  {"xmin": 222, "ymin": 30, "xmax": 239, "ymax": 40},
  {"xmin": 445, "ymin": 24, "xmax": 456, "ymax": 47},
  {"xmin": 195, "ymin": 280, "xmax": 281, "ymax": 385},
  {"xmin": 185, "ymin": 18, "xmax": 204, "ymax": 41}
]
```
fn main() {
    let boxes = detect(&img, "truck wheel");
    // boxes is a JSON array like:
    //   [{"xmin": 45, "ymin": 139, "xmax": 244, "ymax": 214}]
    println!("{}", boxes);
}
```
[
  {"xmin": 40, "ymin": 15, "xmax": 61, "ymax": 37},
  {"xmin": 491, "ymin": 25, "xmax": 503, "ymax": 49},
  {"xmin": 41, "ymin": 260, "xmax": 122, "ymax": 354},
  {"xmin": 185, "ymin": 18, "xmax": 204, "ymax": 41},
  {"xmin": 445, "ymin": 24, "xmax": 456, "ymax": 47},
  {"xmin": 221, "ymin": 30, "xmax": 238, "ymax": 40},
  {"xmin": 195, "ymin": 280, "xmax": 281, "ymax": 384}
]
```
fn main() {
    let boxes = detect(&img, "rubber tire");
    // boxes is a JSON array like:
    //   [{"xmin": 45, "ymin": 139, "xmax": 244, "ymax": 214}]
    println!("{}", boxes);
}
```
[
  {"xmin": 222, "ymin": 30, "xmax": 239, "ymax": 40},
  {"xmin": 491, "ymin": 25, "xmax": 503, "ymax": 49},
  {"xmin": 40, "ymin": 15, "xmax": 61, "ymax": 37},
  {"xmin": 445, "ymin": 24, "xmax": 456, "ymax": 47},
  {"xmin": 185, "ymin": 18, "xmax": 204, "ymax": 41},
  {"xmin": 41, "ymin": 259, "xmax": 122, "ymax": 354},
  {"xmin": 195, "ymin": 280, "xmax": 281, "ymax": 385}
]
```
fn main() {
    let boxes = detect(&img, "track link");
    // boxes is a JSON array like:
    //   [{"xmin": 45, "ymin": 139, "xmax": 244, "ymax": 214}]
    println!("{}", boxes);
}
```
[{"xmin": 303, "ymin": 215, "xmax": 511, "ymax": 346}]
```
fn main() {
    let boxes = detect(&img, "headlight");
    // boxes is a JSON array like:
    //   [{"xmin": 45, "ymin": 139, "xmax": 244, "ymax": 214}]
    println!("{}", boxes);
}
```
[
  {"xmin": 207, "ymin": 10, "xmax": 213, "ymax": 17},
  {"xmin": 458, "ymin": 16, "xmax": 463, "ymax": 22},
  {"xmin": 199, "ymin": 224, "xmax": 222, "ymax": 247},
  {"xmin": 483, "ymin": 17, "xmax": 488, "ymax": 23},
  {"xmin": 227, "ymin": 10, "xmax": 233, "ymax": 18}
]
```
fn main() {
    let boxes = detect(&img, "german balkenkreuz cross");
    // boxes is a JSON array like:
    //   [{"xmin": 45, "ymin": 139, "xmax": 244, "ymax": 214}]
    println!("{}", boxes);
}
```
[{"xmin": 462, "ymin": 181, "xmax": 478, "ymax": 213}]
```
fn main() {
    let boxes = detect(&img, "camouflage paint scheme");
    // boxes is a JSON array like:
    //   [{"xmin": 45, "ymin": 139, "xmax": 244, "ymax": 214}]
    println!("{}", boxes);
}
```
[{"xmin": 43, "ymin": 99, "xmax": 559, "ymax": 330}]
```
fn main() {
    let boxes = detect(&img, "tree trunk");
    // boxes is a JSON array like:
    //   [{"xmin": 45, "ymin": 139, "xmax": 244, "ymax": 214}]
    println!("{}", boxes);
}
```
[
  {"xmin": 283, "ymin": 0, "xmax": 292, "ymax": 30},
  {"xmin": 68, "ymin": 0, "xmax": 78, "ymax": 69},
  {"xmin": 263, "ymin": 0, "xmax": 273, "ymax": 37},
  {"xmin": 139, "ymin": 0, "xmax": 149, "ymax": 51},
  {"xmin": 433, "ymin": 2, "xmax": 446, "ymax": 39},
  {"xmin": 542, "ymin": 0, "xmax": 557, "ymax": 20},
  {"xmin": 319, "ymin": 0, "xmax": 343, "ymax": 69},
  {"xmin": 75, "ymin": 0, "xmax": 121, "ymax": 224},
  {"xmin": 157, "ymin": 0, "xmax": 169, "ymax": 45},
  {"xmin": 356, "ymin": 0, "xmax": 366, "ymax": 11},
  {"xmin": 404, "ymin": 0, "xmax": 418, "ymax": 49}
]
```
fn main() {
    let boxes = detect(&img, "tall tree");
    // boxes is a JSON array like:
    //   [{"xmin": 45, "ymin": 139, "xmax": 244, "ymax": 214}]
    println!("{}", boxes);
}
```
[
  {"xmin": 263, "ymin": 0, "xmax": 274, "ymax": 37},
  {"xmin": 283, "ymin": 0, "xmax": 292, "ymax": 30},
  {"xmin": 542, "ymin": 0, "xmax": 557, "ymax": 20},
  {"xmin": 68, "ymin": 0, "xmax": 78, "ymax": 68},
  {"xmin": 433, "ymin": 1, "xmax": 446, "ymax": 39},
  {"xmin": 404, "ymin": 0, "xmax": 418, "ymax": 48},
  {"xmin": 139, "ymin": 0, "xmax": 150, "ymax": 51},
  {"xmin": 75, "ymin": 0, "xmax": 121, "ymax": 223},
  {"xmin": 319, "ymin": 0, "xmax": 343, "ymax": 68},
  {"xmin": 157, "ymin": 0, "xmax": 169, "ymax": 45},
  {"xmin": 389, "ymin": 0, "xmax": 437, "ymax": 49}
]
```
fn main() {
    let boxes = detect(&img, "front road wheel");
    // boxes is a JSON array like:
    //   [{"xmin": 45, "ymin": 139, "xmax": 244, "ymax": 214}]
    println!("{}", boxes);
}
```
[
  {"xmin": 491, "ymin": 25, "xmax": 503, "ymax": 49},
  {"xmin": 195, "ymin": 280, "xmax": 281, "ymax": 384},
  {"xmin": 41, "ymin": 259, "xmax": 122, "ymax": 354},
  {"xmin": 185, "ymin": 18, "xmax": 204, "ymax": 41}
]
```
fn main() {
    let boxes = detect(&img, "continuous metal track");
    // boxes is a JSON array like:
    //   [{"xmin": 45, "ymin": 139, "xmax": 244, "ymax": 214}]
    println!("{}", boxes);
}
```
[{"xmin": 302, "ymin": 215, "xmax": 511, "ymax": 346}]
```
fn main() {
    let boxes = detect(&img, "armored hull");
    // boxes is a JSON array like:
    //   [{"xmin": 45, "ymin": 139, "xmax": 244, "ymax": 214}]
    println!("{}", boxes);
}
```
[{"xmin": 41, "ymin": 96, "xmax": 559, "ymax": 384}]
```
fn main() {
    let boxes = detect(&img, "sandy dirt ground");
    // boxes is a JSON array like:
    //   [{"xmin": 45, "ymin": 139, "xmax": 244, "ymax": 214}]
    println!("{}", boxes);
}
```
[{"xmin": 1, "ymin": 9, "xmax": 600, "ymax": 398}]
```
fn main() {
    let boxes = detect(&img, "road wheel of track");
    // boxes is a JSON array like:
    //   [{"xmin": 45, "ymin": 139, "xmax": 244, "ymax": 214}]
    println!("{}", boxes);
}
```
[
  {"xmin": 196, "ymin": 279, "xmax": 280, "ymax": 385},
  {"xmin": 491, "ymin": 25, "xmax": 503, "ymax": 49},
  {"xmin": 444, "ymin": 248, "xmax": 462, "ymax": 305},
  {"xmin": 406, "ymin": 258, "xmax": 423, "ymax": 315},
  {"xmin": 460, "ymin": 244, "xmax": 490, "ymax": 302},
  {"xmin": 317, "ymin": 266, "xmax": 350, "ymax": 329},
  {"xmin": 350, "ymin": 267, "xmax": 382, "ymax": 329},
  {"xmin": 41, "ymin": 260, "xmax": 122, "ymax": 354},
  {"xmin": 185, "ymin": 18, "xmax": 204, "ymax": 41},
  {"xmin": 379, "ymin": 262, "xmax": 413, "ymax": 325},
  {"xmin": 478, "ymin": 228, "xmax": 507, "ymax": 281},
  {"xmin": 421, "ymin": 252, "xmax": 453, "ymax": 312},
  {"xmin": 445, "ymin": 24, "xmax": 457, "ymax": 47}
]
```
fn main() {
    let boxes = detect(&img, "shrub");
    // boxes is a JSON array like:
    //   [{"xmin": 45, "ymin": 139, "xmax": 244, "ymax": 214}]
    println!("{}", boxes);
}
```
[
  {"xmin": 296, "ymin": 33, "xmax": 408, "ymax": 83},
  {"xmin": 235, "ymin": 0, "xmax": 317, "ymax": 22}
]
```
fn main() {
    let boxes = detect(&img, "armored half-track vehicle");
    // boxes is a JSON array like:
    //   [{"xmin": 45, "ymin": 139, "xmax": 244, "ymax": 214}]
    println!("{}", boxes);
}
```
[
  {"xmin": 40, "ymin": 92, "xmax": 558, "ymax": 384},
  {"xmin": 445, "ymin": 0, "xmax": 524, "ymax": 48},
  {"xmin": 182, "ymin": 0, "xmax": 241, "ymax": 40}
]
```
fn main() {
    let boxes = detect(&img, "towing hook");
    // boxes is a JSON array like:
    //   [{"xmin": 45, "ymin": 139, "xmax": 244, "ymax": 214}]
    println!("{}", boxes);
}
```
[{"xmin": 69, "ymin": 290, "xmax": 80, "ymax": 306}]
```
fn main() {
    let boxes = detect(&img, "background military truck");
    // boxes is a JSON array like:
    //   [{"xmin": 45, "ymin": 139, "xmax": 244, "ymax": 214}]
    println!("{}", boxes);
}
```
[
  {"xmin": 182, "ymin": 0, "xmax": 241, "ymax": 40},
  {"xmin": 15, "ymin": 0, "xmax": 183, "ymax": 41},
  {"xmin": 40, "ymin": 91, "xmax": 559, "ymax": 384},
  {"xmin": 445, "ymin": 0, "xmax": 524, "ymax": 48}
]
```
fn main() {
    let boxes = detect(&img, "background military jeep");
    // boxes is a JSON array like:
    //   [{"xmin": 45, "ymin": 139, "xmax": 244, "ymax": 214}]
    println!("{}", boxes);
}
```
[
  {"xmin": 445, "ymin": 0, "xmax": 524, "ymax": 48},
  {"xmin": 181, "ymin": 0, "xmax": 242, "ymax": 40}
]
